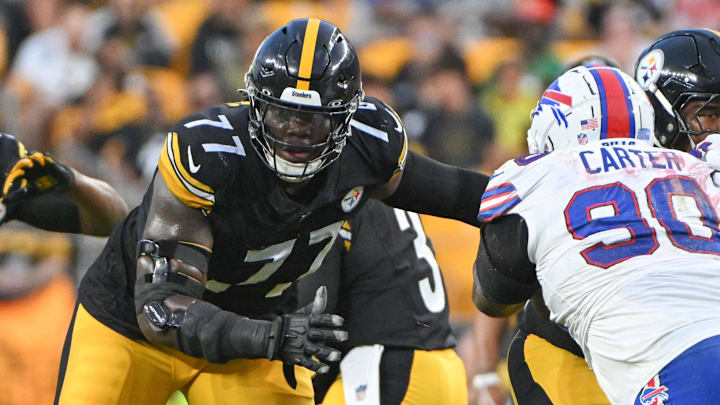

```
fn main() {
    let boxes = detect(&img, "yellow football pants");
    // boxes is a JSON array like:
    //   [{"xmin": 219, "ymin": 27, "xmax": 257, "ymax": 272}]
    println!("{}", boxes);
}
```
[
  {"xmin": 320, "ymin": 348, "xmax": 468, "ymax": 405},
  {"xmin": 508, "ymin": 330, "xmax": 610, "ymax": 405},
  {"xmin": 56, "ymin": 303, "xmax": 313, "ymax": 405}
]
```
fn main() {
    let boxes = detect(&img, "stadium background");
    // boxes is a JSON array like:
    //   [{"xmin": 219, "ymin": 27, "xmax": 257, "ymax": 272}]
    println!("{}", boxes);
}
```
[{"xmin": 0, "ymin": 0, "xmax": 715, "ymax": 404}]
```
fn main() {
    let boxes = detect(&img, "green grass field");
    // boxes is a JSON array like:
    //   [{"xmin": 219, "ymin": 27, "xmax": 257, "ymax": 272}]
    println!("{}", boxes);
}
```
[{"xmin": 166, "ymin": 391, "xmax": 188, "ymax": 405}]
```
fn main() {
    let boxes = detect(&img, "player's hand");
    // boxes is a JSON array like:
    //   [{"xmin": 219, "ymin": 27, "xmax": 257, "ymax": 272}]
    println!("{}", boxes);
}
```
[
  {"xmin": 269, "ymin": 286, "xmax": 347, "ymax": 375},
  {"xmin": 690, "ymin": 135, "xmax": 720, "ymax": 186},
  {"xmin": 1, "ymin": 151, "xmax": 75, "ymax": 204}
]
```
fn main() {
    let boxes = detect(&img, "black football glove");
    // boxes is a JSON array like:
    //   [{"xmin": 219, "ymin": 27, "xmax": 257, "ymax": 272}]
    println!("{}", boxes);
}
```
[
  {"xmin": 268, "ymin": 286, "xmax": 347, "ymax": 388},
  {"xmin": 1, "ymin": 151, "xmax": 75, "ymax": 204}
]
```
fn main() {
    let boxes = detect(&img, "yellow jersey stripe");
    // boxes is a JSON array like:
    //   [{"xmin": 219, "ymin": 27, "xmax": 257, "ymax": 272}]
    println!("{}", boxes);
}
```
[
  {"xmin": 157, "ymin": 135, "xmax": 214, "ymax": 209},
  {"xmin": 296, "ymin": 19, "xmax": 321, "ymax": 90},
  {"xmin": 169, "ymin": 132, "xmax": 213, "ymax": 194},
  {"xmin": 397, "ymin": 128, "xmax": 408, "ymax": 169}
]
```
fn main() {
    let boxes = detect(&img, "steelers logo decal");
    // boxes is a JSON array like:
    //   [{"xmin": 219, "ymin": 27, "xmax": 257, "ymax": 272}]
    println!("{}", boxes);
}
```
[
  {"xmin": 0, "ymin": 202, "xmax": 5, "ymax": 222},
  {"xmin": 636, "ymin": 49, "xmax": 664, "ymax": 90},
  {"xmin": 341, "ymin": 186, "xmax": 364, "ymax": 213}
]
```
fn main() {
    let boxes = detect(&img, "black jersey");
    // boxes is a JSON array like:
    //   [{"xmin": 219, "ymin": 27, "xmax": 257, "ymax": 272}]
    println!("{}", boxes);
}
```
[
  {"xmin": 78, "ymin": 97, "xmax": 409, "ymax": 340},
  {"xmin": 0, "ymin": 133, "xmax": 25, "ymax": 223},
  {"xmin": 299, "ymin": 200, "xmax": 456, "ymax": 351}
]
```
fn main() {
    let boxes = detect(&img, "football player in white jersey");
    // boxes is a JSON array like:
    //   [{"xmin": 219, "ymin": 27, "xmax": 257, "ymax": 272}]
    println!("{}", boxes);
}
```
[{"xmin": 473, "ymin": 65, "xmax": 720, "ymax": 405}]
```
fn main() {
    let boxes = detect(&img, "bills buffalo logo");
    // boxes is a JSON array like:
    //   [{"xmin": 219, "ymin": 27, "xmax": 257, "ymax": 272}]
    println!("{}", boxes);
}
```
[
  {"xmin": 639, "ymin": 375, "xmax": 669, "ymax": 405},
  {"xmin": 341, "ymin": 186, "xmax": 364, "ymax": 212},
  {"xmin": 531, "ymin": 81, "xmax": 572, "ymax": 128},
  {"xmin": 355, "ymin": 384, "xmax": 367, "ymax": 401}
]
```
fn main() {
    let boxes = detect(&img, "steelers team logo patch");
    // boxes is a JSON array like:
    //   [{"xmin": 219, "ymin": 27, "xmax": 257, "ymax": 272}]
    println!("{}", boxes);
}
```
[
  {"xmin": 341, "ymin": 186, "xmax": 364, "ymax": 213},
  {"xmin": 636, "ymin": 49, "xmax": 664, "ymax": 90}
]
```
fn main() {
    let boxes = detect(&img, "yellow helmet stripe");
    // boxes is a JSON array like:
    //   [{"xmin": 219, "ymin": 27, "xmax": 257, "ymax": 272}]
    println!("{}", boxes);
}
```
[
  {"xmin": 296, "ymin": 19, "xmax": 321, "ymax": 91},
  {"xmin": 703, "ymin": 28, "xmax": 720, "ymax": 38}
]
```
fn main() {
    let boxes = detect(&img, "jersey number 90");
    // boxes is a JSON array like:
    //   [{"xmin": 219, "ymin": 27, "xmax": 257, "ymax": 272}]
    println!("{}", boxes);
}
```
[{"xmin": 565, "ymin": 175, "xmax": 720, "ymax": 268}]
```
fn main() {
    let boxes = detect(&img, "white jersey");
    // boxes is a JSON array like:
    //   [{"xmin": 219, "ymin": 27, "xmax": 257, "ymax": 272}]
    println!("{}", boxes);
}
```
[{"xmin": 479, "ymin": 140, "xmax": 720, "ymax": 405}]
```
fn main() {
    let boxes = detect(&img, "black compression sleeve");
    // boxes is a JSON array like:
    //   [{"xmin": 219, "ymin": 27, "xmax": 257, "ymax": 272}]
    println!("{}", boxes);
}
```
[
  {"xmin": 178, "ymin": 300, "xmax": 279, "ymax": 363},
  {"xmin": 10, "ymin": 194, "xmax": 81, "ymax": 233},
  {"xmin": 475, "ymin": 214, "xmax": 539, "ymax": 304},
  {"xmin": 382, "ymin": 151, "xmax": 489, "ymax": 227}
]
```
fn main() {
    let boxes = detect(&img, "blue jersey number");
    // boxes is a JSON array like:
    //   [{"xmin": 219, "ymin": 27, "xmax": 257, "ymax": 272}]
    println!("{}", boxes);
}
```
[
  {"xmin": 646, "ymin": 176, "xmax": 720, "ymax": 255},
  {"xmin": 565, "ymin": 176, "xmax": 720, "ymax": 268}
]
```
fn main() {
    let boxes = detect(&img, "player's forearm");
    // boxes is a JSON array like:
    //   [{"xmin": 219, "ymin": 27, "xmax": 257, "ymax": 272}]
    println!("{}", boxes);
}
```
[
  {"xmin": 472, "ymin": 274, "xmax": 525, "ymax": 317},
  {"xmin": 66, "ymin": 169, "xmax": 129, "ymax": 236},
  {"xmin": 135, "ymin": 255, "xmax": 277, "ymax": 362}
]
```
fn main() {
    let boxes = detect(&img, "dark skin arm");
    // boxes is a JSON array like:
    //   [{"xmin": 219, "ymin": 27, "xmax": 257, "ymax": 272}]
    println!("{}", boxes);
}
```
[
  {"xmin": 5, "ymin": 162, "xmax": 128, "ymax": 236},
  {"xmin": 472, "ymin": 263, "xmax": 525, "ymax": 318},
  {"xmin": 136, "ymin": 174, "xmax": 213, "ymax": 347},
  {"xmin": 65, "ymin": 169, "xmax": 129, "ymax": 235}
]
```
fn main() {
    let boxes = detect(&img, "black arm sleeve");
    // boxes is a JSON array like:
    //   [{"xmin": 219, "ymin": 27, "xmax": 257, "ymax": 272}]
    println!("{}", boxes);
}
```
[
  {"xmin": 9, "ymin": 194, "xmax": 81, "ymax": 233},
  {"xmin": 382, "ymin": 151, "xmax": 489, "ymax": 227},
  {"xmin": 178, "ymin": 300, "xmax": 277, "ymax": 363},
  {"xmin": 475, "ymin": 214, "xmax": 539, "ymax": 304}
]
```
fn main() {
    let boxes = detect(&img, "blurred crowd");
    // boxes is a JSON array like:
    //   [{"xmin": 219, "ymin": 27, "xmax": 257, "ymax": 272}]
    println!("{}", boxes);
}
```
[{"xmin": 1, "ymin": 0, "xmax": 718, "ymax": 404}]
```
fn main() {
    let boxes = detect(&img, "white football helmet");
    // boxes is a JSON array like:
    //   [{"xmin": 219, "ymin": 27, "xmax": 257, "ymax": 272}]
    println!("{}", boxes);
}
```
[{"xmin": 527, "ymin": 65, "xmax": 655, "ymax": 154}]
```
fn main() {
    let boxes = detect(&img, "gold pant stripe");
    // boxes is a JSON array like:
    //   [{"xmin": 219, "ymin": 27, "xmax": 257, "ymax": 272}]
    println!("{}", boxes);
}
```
[
  {"xmin": 519, "ymin": 333, "xmax": 609, "ymax": 405},
  {"xmin": 320, "ymin": 348, "xmax": 467, "ymax": 405},
  {"xmin": 56, "ymin": 304, "xmax": 313, "ymax": 405}
]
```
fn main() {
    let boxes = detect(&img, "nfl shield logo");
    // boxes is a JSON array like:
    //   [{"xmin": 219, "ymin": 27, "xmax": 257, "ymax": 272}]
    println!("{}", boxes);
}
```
[
  {"xmin": 577, "ymin": 133, "xmax": 589, "ymax": 145},
  {"xmin": 355, "ymin": 384, "xmax": 367, "ymax": 401}
]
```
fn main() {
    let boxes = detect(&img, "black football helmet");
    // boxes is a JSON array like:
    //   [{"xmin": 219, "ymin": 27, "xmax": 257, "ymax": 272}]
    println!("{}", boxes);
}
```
[
  {"xmin": 635, "ymin": 29, "xmax": 720, "ymax": 150},
  {"xmin": 244, "ymin": 18, "xmax": 363, "ymax": 182}
]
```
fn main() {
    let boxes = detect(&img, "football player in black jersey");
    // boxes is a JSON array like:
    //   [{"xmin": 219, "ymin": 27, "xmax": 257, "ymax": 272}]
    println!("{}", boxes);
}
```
[
  {"xmin": 0, "ymin": 132, "xmax": 127, "ymax": 405},
  {"xmin": 299, "ymin": 200, "xmax": 467, "ymax": 405},
  {"xmin": 55, "ymin": 18, "xmax": 489, "ymax": 405},
  {"xmin": 0, "ymin": 133, "xmax": 128, "ymax": 235},
  {"xmin": 502, "ymin": 30, "xmax": 720, "ymax": 405}
]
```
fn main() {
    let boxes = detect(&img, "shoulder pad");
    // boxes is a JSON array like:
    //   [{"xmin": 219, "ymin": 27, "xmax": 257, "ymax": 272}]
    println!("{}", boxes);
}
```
[
  {"xmin": 478, "ymin": 153, "xmax": 552, "ymax": 222},
  {"xmin": 158, "ymin": 105, "xmax": 249, "ymax": 211},
  {"xmin": 348, "ymin": 97, "xmax": 408, "ymax": 178}
]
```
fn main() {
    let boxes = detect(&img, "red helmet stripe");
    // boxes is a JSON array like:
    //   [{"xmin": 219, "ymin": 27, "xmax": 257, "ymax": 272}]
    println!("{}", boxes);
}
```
[{"xmin": 594, "ymin": 68, "xmax": 631, "ymax": 139}]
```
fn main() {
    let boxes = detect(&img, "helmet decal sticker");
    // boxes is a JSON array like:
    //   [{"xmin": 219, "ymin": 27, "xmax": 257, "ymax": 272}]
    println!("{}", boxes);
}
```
[{"xmin": 636, "ymin": 49, "xmax": 664, "ymax": 89}]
